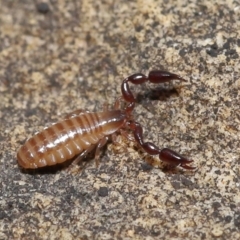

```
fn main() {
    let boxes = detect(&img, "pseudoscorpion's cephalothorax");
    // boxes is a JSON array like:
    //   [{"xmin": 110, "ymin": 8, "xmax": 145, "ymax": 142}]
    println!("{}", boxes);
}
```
[{"xmin": 17, "ymin": 70, "xmax": 195, "ymax": 170}]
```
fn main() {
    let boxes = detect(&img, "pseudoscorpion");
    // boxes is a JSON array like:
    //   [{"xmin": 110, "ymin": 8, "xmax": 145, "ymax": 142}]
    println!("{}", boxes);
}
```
[{"xmin": 17, "ymin": 70, "xmax": 195, "ymax": 170}]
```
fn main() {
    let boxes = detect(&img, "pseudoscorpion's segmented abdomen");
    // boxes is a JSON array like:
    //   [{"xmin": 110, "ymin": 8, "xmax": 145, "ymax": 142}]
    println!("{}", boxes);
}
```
[{"xmin": 17, "ymin": 111, "xmax": 123, "ymax": 169}]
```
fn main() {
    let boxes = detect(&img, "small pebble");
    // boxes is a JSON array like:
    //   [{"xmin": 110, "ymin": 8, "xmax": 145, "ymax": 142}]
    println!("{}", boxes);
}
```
[
  {"xmin": 36, "ymin": 2, "xmax": 50, "ymax": 14},
  {"xmin": 98, "ymin": 187, "xmax": 109, "ymax": 197}
]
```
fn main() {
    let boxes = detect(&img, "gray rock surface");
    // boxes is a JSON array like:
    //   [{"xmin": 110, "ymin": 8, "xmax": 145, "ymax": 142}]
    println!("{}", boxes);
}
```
[{"xmin": 0, "ymin": 1, "xmax": 240, "ymax": 239}]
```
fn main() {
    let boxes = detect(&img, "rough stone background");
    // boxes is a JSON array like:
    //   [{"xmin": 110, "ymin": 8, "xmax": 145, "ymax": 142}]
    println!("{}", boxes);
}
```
[{"xmin": 0, "ymin": 0, "xmax": 240, "ymax": 239}]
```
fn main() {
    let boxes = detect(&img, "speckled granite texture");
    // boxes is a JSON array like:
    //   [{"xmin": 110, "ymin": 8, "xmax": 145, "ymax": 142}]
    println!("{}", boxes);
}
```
[{"xmin": 0, "ymin": 0, "xmax": 240, "ymax": 239}]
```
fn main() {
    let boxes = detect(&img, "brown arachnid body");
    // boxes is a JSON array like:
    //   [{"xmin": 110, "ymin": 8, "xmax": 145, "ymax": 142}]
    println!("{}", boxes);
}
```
[{"xmin": 17, "ymin": 70, "xmax": 195, "ymax": 170}]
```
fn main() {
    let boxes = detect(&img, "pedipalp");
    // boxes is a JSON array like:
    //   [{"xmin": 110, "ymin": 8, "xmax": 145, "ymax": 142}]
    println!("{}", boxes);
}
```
[{"xmin": 121, "ymin": 70, "xmax": 195, "ymax": 170}]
